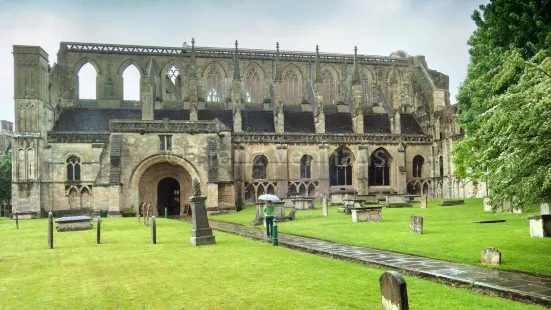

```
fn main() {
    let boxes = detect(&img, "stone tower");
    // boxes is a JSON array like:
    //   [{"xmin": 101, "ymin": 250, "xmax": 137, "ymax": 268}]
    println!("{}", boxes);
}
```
[{"xmin": 12, "ymin": 46, "xmax": 54, "ymax": 217}]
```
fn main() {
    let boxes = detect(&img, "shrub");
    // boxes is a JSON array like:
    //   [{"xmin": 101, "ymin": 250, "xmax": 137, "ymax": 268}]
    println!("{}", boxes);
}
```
[{"xmin": 121, "ymin": 206, "xmax": 137, "ymax": 217}]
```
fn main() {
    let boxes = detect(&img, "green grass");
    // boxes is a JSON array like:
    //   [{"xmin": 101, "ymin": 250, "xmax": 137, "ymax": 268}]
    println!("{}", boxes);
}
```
[
  {"xmin": 0, "ymin": 217, "xmax": 543, "ymax": 309},
  {"xmin": 213, "ymin": 198, "xmax": 551, "ymax": 276}
]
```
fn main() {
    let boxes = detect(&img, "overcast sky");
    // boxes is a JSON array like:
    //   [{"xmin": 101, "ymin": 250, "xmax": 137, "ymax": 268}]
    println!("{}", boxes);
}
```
[{"xmin": 0, "ymin": 0, "xmax": 486, "ymax": 124}]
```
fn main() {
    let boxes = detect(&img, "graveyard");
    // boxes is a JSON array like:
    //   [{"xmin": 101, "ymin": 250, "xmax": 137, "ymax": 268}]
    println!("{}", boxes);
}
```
[
  {"xmin": 0, "ymin": 216, "xmax": 544, "ymax": 310},
  {"xmin": 213, "ymin": 198, "xmax": 551, "ymax": 276}
]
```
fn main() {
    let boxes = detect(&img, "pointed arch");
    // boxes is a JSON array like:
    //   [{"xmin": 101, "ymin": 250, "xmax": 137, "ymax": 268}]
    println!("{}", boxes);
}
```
[
  {"xmin": 203, "ymin": 62, "xmax": 226, "ymax": 103},
  {"xmin": 369, "ymin": 148, "xmax": 392, "ymax": 186},
  {"xmin": 74, "ymin": 57, "xmax": 101, "ymax": 75},
  {"xmin": 329, "ymin": 146, "xmax": 354, "ymax": 186},
  {"xmin": 68, "ymin": 187, "xmax": 79, "ymax": 209},
  {"xmin": 81, "ymin": 187, "xmax": 92, "ymax": 209},
  {"xmin": 307, "ymin": 183, "xmax": 316, "ymax": 196},
  {"xmin": 252, "ymin": 155, "xmax": 268, "ymax": 180},
  {"xmin": 161, "ymin": 59, "xmax": 185, "ymax": 101},
  {"xmin": 77, "ymin": 62, "xmax": 98, "ymax": 100},
  {"xmin": 243, "ymin": 62, "xmax": 264, "ymax": 104},
  {"xmin": 66, "ymin": 155, "xmax": 81, "ymax": 181},
  {"xmin": 282, "ymin": 64, "xmax": 303, "ymax": 105},
  {"xmin": 321, "ymin": 67, "xmax": 336, "ymax": 104},
  {"xmin": 26, "ymin": 148, "xmax": 35, "ymax": 180},
  {"xmin": 17, "ymin": 148, "xmax": 25, "ymax": 181},
  {"xmin": 122, "ymin": 64, "xmax": 141, "ymax": 101},
  {"xmin": 117, "ymin": 59, "xmax": 145, "ymax": 78},
  {"xmin": 266, "ymin": 184, "xmax": 275, "ymax": 195},
  {"xmin": 360, "ymin": 67, "xmax": 375, "ymax": 106},
  {"xmin": 413, "ymin": 155, "xmax": 424, "ymax": 178},
  {"xmin": 300, "ymin": 154, "xmax": 313, "ymax": 179}
]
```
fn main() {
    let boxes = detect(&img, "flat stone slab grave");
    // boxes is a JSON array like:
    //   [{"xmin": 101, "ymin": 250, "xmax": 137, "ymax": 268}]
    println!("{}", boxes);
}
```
[
  {"xmin": 351, "ymin": 207, "xmax": 382, "ymax": 222},
  {"xmin": 439, "ymin": 200, "xmax": 465, "ymax": 206},
  {"xmin": 55, "ymin": 216, "xmax": 93, "ymax": 232}
]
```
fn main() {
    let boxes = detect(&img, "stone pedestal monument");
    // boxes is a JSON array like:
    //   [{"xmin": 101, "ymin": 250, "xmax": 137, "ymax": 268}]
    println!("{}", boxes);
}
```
[{"xmin": 190, "ymin": 178, "xmax": 216, "ymax": 246}]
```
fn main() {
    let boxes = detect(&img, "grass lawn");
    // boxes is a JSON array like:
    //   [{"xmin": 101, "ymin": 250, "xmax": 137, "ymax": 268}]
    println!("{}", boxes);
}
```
[
  {"xmin": 0, "ymin": 217, "xmax": 543, "ymax": 309},
  {"xmin": 212, "ymin": 198, "xmax": 551, "ymax": 276}
]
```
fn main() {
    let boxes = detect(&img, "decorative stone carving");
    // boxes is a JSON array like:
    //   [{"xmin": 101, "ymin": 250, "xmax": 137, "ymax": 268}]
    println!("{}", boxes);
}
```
[{"xmin": 192, "ymin": 178, "xmax": 201, "ymax": 196}]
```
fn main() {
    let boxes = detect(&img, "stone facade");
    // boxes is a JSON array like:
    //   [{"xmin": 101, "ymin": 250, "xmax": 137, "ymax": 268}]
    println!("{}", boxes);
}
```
[{"xmin": 11, "ymin": 41, "xmax": 464, "ymax": 217}]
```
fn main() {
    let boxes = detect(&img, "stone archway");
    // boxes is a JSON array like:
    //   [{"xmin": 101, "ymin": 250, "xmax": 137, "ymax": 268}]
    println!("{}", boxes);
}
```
[{"xmin": 137, "ymin": 162, "xmax": 192, "ymax": 216}]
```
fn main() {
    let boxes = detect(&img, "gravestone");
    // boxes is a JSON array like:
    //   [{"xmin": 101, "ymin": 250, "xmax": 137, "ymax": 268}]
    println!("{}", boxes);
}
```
[
  {"xmin": 410, "ymin": 216, "xmax": 423, "ymax": 234},
  {"xmin": 420, "ymin": 196, "xmax": 427, "ymax": 209},
  {"xmin": 15, "ymin": 213, "xmax": 19, "ymax": 229},
  {"xmin": 288, "ymin": 209, "xmax": 296, "ymax": 221},
  {"xmin": 528, "ymin": 215, "xmax": 551, "ymax": 238},
  {"xmin": 541, "ymin": 203, "xmax": 550, "ymax": 215},
  {"xmin": 481, "ymin": 247, "xmax": 501, "ymax": 265},
  {"xmin": 322, "ymin": 196, "xmax": 328, "ymax": 217},
  {"xmin": 48, "ymin": 212, "xmax": 53, "ymax": 249},
  {"xmin": 380, "ymin": 271, "xmax": 409, "ymax": 310},
  {"xmin": 483, "ymin": 197, "xmax": 492, "ymax": 212},
  {"xmin": 190, "ymin": 178, "xmax": 216, "ymax": 246},
  {"xmin": 151, "ymin": 216, "xmax": 156, "ymax": 244},
  {"xmin": 55, "ymin": 216, "xmax": 93, "ymax": 232},
  {"xmin": 96, "ymin": 217, "xmax": 101, "ymax": 244}
]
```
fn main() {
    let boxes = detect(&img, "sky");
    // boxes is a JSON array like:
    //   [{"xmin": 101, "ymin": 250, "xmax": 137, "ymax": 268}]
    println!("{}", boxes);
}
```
[{"xmin": 0, "ymin": 0, "xmax": 487, "ymax": 124}]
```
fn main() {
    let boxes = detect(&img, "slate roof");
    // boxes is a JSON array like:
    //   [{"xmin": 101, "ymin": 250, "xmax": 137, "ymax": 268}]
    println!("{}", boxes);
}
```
[
  {"xmin": 198, "ymin": 109, "xmax": 233, "ymax": 131},
  {"xmin": 284, "ymin": 111, "xmax": 315, "ymax": 133},
  {"xmin": 52, "ymin": 108, "xmax": 141, "ymax": 132},
  {"xmin": 242, "ymin": 110, "xmax": 275, "ymax": 132},
  {"xmin": 325, "ymin": 113, "xmax": 353, "ymax": 133},
  {"xmin": 400, "ymin": 114, "xmax": 424, "ymax": 134},
  {"xmin": 364, "ymin": 113, "xmax": 391, "ymax": 134},
  {"xmin": 154, "ymin": 109, "xmax": 189, "ymax": 120}
]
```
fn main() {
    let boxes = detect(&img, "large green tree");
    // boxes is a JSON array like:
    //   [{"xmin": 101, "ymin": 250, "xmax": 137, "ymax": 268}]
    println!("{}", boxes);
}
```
[
  {"xmin": 0, "ymin": 150, "xmax": 12, "ymax": 205},
  {"xmin": 454, "ymin": 0, "xmax": 551, "ymax": 208}
]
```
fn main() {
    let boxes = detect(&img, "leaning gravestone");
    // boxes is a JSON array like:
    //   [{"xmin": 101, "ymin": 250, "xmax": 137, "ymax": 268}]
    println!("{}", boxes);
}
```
[
  {"xmin": 380, "ymin": 271, "xmax": 409, "ymax": 310},
  {"xmin": 322, "ymin": 196, "xmax": 328, "ymax": 217},
  {"xmin": 541, "ymin": 203, "xmax": 550, "ymax": 215},
  {"xmin": 481, "ymin": 247, "xmax": 501, "ymax": 265},
  {"xmin": 190, "ymin": 178, "xmax": 216, "ymax": 246},
  {"xmin": 420, "ymin": 196, "xmax": 427, "ymax": 209},
  {"xmin": 410, "ymin": 216, "xmax": 423, "ymax": 234}
]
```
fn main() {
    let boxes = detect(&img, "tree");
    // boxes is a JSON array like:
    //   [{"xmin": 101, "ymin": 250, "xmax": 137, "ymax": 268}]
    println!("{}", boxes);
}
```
[
  {"xmin": 454, "ymin": 0, "xmax": 551, "ymax": 208},
  {"xmin": 0, "ymin": 150, "xmax": 12, "ymax": 205}
]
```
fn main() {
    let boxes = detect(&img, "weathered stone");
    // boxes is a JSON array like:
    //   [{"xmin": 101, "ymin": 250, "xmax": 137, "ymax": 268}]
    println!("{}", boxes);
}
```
[
  {"xmin": 291, "ymin": 197, "xmax": 315, "ymax": 210},
  {"xmin": 540, "ymin": 203, "xmax": 550, "ymax": 215},
  {"xmin": 528, "ymin": 215, "xmax": 551, "ymax": 238},
  {"xmin": 410, "ymin": 216, "xmax": 423, "ymax": 234},
  {"xmin": 439, "ymin": 200, "xmax": 464, "ymax": 206},
  {"xmin": 55, "ymin": 216, "xmax": 93, "ymax": 232},
  {"xmin": 351, "ymin": 207, "xmax": 382, "ymax": 222},
  {"xmin": 481, "ymin": 247, "xmax": 501, "ymax": 265},
  {"xmin": 379, "ymin": 271, "xmax": 409, "ymax": 310},
  {"xmin": 151, "ymin": 216, "xmax": 157, "ymax": 244},
  {"xmin": 420, "ymin": 195, "xmax": 427, "ymax": 209},
  {"xmin": 322, "ymin": 196, "xmax": 328, "ymax": 216},
  {"xmin": 97, "ymin": 217, "xmax": 101, "ymax": 244},
  {"xmin": 288, "ymin": 209, "xmax": 296, "ymax": 221}
]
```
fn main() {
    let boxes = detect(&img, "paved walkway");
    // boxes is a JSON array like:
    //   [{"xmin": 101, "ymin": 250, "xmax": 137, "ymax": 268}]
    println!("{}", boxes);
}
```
[{"xmin": 208, "ymin": 220, "xmax": 551, "ymax": 307}]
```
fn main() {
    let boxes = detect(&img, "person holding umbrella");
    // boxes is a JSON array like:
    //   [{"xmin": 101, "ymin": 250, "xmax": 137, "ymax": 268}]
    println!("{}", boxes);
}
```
[{"xmin": 258, "ymin": 194, "xmax": 279, "ymax": 238}]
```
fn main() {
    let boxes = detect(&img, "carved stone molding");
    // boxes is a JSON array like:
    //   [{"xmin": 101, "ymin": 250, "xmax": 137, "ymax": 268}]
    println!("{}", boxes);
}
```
[
  {"xmin": 232, "ymin": 133, "xmax": 432, "ymax": 145},
  {"xmin": 47, "ymin": 132, "xmax": 109, "ymax": 143},
  {"xmin": 109, "ymin": 120, "xmax": 224, "ymax": 133}
]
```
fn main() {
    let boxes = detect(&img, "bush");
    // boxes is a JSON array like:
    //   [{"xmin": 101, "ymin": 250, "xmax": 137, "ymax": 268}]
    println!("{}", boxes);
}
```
[{"xmin": 121, "ymin": 207, "xmax": 137, "ymax": 217}]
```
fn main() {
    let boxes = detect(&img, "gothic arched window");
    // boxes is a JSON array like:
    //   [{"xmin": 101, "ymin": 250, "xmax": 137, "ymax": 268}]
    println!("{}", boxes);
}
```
[
  {"xmin": 66, "ymin": 156, "xmax": 81, "ymax": 181},
  {"xmin": 283, "ymin": 67, "xmax": 301, "ymax": 104},
  {"xmin": 360, "ymin": 70, "xmax": 372, "ymax": 106},
  {"xmin": 329, "ymin": 147, "xmax": 353, "ymax": 186},
  {"xmin": 413, "ymin": 155, "xmax": 424, "ymax": 178},
  {"xmin": 321, "ymin": 69, "xmax": 335, "ymax": 105},
  {"xmin": 205, "ymin": 63, "xmax": 223, "ymax": 102},
  {"xmin": 300, "ymin": 155, "xmax": 313, "ymax": 179},
  {"xmin": 252, "ymin": 155, "xmax": 268, "ymax": 180},
  {"xmin": 244, "ymin": 66, "xmax": 262, "ymax": 103},
  {"xmin": 165, "ymin": 65, "xmax": 181, "ymax": 100},
  {"xmin": 369, "ymin": 148, "xmax": 391, "ymax": 186}
]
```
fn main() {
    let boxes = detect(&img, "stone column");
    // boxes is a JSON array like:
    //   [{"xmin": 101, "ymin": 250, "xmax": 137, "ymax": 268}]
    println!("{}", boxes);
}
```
[
  {"xmin": 274, "ymin": 81, "xmax": 284, "ymax": 133},
  {"xmin": 322, "ymin": 196, "xmax": 328, "ymax": 216},
  {"xmin": 351, "ymin": 84, "xmax": 364, "ymax": 134},
  {"xmin": 318, "ymin": 144, "xmax": 330, "ymax": 194},
  {"xmin": 108, "ymin": 185, "xmax": 122, "ymax": 217},
  {"xmin": 314, "ymin": 82, "xmax": 325, "ymax": 133},
  {"xmin": 189, "ymin": 78, "xmax": 198, "ymax": 121},
  {"xmin": 357, "ymin": 145, "xmax": 369, "ymax": 195},
  {"xmin": 141, "ymin": 84, "xmax": 154, "ymax": 120},
  {"xmin": 275, "ymin": 144, "xmax": 288, "ymax": 198},
  {"xmin": 394, "ymin": 146, "xmax": 407, "ymax": 194},
  {"xmin": 190, "ymin": 180, "xmax": 216, "ymax": 246},
  {"xmin": 233, "ymin": 144, "xmax": 245, "ymax": 205}
]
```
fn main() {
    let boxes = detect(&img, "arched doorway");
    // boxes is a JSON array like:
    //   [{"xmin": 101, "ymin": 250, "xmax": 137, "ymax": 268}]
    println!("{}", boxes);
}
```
[
  {"xmin": 329, "ymin": 146, "xmax": 353, "ymax": 187},
  {"xmin": 157, "ymin": 177, "xmax": 180, "ymax": 216}
]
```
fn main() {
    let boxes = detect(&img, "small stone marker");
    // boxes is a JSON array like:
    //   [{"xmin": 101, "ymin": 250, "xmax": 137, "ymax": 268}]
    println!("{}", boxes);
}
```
[
  {"xmin": 380, "ymin": 271, "xmax": 409, "ymax": 310},
  {"xmin": 541, "ymin": 203, "xmax": 550, "ymax": 215},
  {"xmin": 15, "ymin": 213, "xmax": 19, "ymax": 229},
  {"xmin": 48, "ymin": 212, "xmax": 53, "ymax": 249},
  {"xmin": 420, "ymin": 195, "xmax": 427, "ymax": 209},
  {"xmin": 410, "ymin": 216, "xmax": 423, "ymax": 234},
  {"xmin": 137, "ymin": 212, "xmax": 140, "ymax": 223},
  {"xmin": 97, "ymin": 217, "xmax": 101, "ymax": 244},
  {"xmin": 322, "ymin": 196, "xmax": 328, "ymax": 216},
  {"xmin": 481, "ymin": 247, "xmax": 501, "ymax": 265},
  {"xmin": 483, "ymin": 197, "xmax": 492, "ymax": 212},
  {"xmin": 151, "ymin": 216, "xmax": 156, "ymax": 244}
]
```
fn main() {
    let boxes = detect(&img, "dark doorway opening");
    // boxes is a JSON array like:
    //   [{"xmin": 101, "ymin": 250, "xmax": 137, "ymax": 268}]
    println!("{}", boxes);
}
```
[{"xmin": 157, "ymin": 177, "xmax": 180, "ymax": 216}]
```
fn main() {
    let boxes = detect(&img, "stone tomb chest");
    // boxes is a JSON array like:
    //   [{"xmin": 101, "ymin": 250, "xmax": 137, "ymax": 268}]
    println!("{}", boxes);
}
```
[
  {"xmin": 351, "ymin": 206, "xmax": 382, "ymax": 223},
  {"xmin": 55, "ymin": 216, "xmax": 93, "ymax": 232},
  {"xmin": 291, "ymin": 196, "xmax": 315, "ymax": 210}
]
